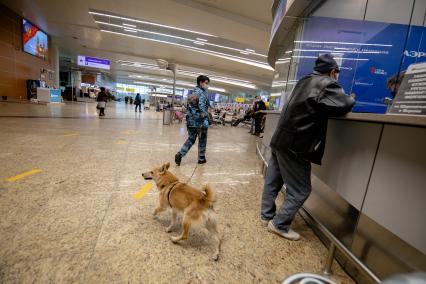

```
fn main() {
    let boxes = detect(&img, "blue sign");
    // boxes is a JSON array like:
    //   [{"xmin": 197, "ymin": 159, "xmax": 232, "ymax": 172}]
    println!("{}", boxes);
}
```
[
  {"xmin": 296, "ymin": 16, "xmax": 426, "ymax": 113},
  {"xmin": 50, "ymin": 89, "xmax": 61, "ymax": 103},
  {"xmin": 77, "ymin": 55, "xmax": 110, "ymax": 70}
]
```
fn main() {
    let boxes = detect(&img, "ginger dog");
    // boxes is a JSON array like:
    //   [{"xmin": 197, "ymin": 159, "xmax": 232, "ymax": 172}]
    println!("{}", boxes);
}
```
[{"xmin": 142, "ymin": 163, "xmax": 221, "ymax": 260}]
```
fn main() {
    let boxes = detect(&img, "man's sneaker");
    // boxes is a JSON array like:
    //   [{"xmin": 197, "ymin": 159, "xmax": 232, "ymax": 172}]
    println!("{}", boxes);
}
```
[
  {"xmin": 267, "ymin": 220, "xmax": 300, "ymax": 241},
  {"xmin": 175, "ymin": 153, "xmax": 182, "ymax": 166},
  {"xmin": 198, "ymin": 159, "xmax": 207, "ymax": 164},
  {"xmin": 260, "ymin": 218, "xmax": 270, "ymax": 227}
]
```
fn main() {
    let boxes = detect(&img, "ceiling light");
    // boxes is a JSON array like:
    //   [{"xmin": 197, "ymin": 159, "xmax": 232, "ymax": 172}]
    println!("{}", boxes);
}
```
[
  {"xmin": 208, "ymin": 87, "xmax": 226, "ymax": 92},
  {"xmin": 177, "ymin": 69, "xmax": 257, "ymax": 89},
  {"xmin": 118, "ymin": 60, "xmax": 258, "ymax": 89},
  {"xmin": 245, "ymin": 49, "xmax": 255, "ymax": 52},
  {"xmin": 196, "ymin": 38, "xmax": 208, "ymax": 42},
  {"xmin": 275, "ymin": 61, "xmax": 290, "ymax": 65},
  {"xmin": 294, "ymin": 40, "xmax": 392, "ymax": 47},
  {"xmin": 124, "ymin": 28, "xmax": 138, "ymax": 33},
  {"xmin": 96, "ymin": 21, "xmax": 267, "ymax": 59},
  {"xmin": 285, "ymin": 50, "xmax": 293, "ymax": 54},
  {"xmin": 90, "ymin": 10, "xmax": 217, "ymax": 37},
  {"xmin": 133, "ymin": 79, "xmax": 226, "ymax": 93},
  {"xmin": 100, "ymin": 30, "xmax": 273, "ymax": 70},
  {"xmin": 292, "ymin": 55, "xmax": 368, "ymax": 61},
  {"xmin": 123, "ymin": 23, "xmax": 136, "ymax": 28}
]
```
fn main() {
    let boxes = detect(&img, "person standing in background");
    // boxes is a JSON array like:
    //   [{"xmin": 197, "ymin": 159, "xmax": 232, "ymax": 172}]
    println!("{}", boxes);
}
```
[
  {"xmin": 96, "ymin": 87, "xmax": 108, "ymax": 117},
  {"xmin": 260, "ymin": 54, "xmax": 355, "ymax": 240},
  {"xmin": 175, "ymin": 75, "xmax": 211, "ymax": 166},
  {"xmin": 135, "ymin": 93, "xmax": 142, "ymax": 112},
  {"xmin": 253, "ymin": 96, "xmax": 266, "ymax": 136}
]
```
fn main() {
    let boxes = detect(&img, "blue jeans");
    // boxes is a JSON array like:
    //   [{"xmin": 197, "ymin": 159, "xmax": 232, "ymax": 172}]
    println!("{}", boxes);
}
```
[
  {"xmin": 179, "ymin": 127, "xmax": 208, "ymax": 161},
  {"xmin": 261, "ymin": 150, "xmax": 312, "ymax": 232}
]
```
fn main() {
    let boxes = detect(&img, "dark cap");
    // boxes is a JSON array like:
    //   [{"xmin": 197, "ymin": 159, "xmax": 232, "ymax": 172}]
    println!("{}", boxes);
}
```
[{"xmin": 314, "ymin": 53, "xmax": 340, "ymax": 73}]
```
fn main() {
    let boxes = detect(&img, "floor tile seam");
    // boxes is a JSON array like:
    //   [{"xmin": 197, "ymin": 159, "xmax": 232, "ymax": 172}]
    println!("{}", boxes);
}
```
[{"xmin": 80, "ymin": 137, "xmax": 132, "ymax": 281}]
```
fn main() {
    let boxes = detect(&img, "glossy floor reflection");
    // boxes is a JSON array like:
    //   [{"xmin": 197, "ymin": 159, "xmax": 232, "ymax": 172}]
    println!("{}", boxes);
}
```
[{"xmin": 0, "ymin": 102, "xmax": 354, "ymax": 283}]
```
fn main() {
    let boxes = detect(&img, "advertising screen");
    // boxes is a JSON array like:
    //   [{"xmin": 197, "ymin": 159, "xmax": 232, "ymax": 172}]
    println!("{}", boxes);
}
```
[
  {"xmin": 296, "ymin": 16, "xmax": 426, "ymax": 113},
  {"xmin": 22, "ymin": 19, "xmax": 48, "ymax": 60}
]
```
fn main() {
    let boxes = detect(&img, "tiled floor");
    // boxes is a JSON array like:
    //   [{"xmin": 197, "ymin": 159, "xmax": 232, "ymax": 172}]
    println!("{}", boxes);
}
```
[{"xmin": 0, "ymin": 101, "xmax": 354, "ymax": 283}]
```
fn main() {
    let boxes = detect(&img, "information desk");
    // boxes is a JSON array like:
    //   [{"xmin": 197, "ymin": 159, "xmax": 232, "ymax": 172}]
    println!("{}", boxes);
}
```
[{"xmin": 258, "ymin": 110, "xmax": 426, "ymax": 283}]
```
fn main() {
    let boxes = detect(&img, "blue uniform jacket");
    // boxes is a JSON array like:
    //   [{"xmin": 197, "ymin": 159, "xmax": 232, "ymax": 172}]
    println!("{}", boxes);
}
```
[{"xmin": 186, "ymin": 86, "xmax": 210, "ymax": 128}]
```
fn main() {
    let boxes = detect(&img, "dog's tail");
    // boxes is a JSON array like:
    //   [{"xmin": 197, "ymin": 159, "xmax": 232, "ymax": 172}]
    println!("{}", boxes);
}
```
[{"xmin": 201, "ymin": 184, "xmax": 215, "ymax": 205}]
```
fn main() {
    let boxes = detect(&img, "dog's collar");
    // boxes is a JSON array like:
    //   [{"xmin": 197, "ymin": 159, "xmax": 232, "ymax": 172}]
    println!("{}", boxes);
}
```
[{"xmin": 166, "ymin": 181, "xmax": 179, "ymax": 208}]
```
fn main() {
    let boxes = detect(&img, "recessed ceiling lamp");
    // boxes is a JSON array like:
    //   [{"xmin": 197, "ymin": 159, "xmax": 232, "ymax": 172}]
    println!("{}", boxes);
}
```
[
  {"xmin": 89, "ymin": 10, "xmax": 216, "ymax": 37},
  {"xmin": 101, "ymin": 29, "xmax": 273, "ymax": 70}
]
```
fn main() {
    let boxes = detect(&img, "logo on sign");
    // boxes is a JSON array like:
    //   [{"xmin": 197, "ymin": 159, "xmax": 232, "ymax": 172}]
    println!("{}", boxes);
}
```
[
  {"xmin": 369, "ymin": 67, "xmax": 387, "ymax": 75},
  {"xmin": 404, "ymin": 50, "xmax": 426, "ymax": 58}
]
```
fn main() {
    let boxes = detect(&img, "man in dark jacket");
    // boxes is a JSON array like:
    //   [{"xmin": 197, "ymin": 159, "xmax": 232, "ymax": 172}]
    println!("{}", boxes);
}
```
[
  {"xmin": 260, "ymin": 54, "xmax": 355, "ymax": 240},
  {"xmin": 134, "ymin": 93, "xmax": 142, "ymax": 112},
  {"xmin": 253, "ymin": 96, "xmax": 266, "ymax": 136}
]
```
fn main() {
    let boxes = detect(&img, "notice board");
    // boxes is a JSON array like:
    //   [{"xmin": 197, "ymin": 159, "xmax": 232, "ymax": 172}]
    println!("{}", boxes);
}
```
[{"xmin": 389, "ymin": 62, "xmax": 426, "ymax": 115}]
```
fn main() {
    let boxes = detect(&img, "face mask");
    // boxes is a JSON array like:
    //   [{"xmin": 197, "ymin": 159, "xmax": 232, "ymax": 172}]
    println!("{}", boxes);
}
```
[
  {"xmin": 335, "ymin": 73, "xmax": 340, "ymax": 81},
  {"xmin": 332, "ymin": 70, "xmax": 339, "ymax": 81}
]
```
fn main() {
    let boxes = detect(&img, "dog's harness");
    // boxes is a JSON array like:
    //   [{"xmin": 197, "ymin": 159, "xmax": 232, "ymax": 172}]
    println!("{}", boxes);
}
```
[{"xmin": 166, "ymin": 181, "xmax": 179, "ymax": 208}]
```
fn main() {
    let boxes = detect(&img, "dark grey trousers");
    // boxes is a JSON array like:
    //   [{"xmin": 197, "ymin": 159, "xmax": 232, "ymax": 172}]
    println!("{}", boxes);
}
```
[{"xmin": 261, "ymin": 149, "xmax": 312, "ymax": 232}]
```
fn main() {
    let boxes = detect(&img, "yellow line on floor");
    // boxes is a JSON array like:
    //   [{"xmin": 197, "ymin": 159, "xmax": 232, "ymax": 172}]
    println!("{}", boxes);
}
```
[
  {"xmin": 134, "ymin": 182, "xmax": 154, "ymax": 200},
  {"xmin": 5, "ymin": 169, "xmax": 43, "ymax": 182},
  {"xmin": 63, "ymin": 132, "xmax": 79, "ymax": 137},
  {"xmin": 122, "ymin": 130, "xmax": 139, "ymax": 135},
  {"xmin": 115, "ymin": 140, "xmax": 128, "ymax": 145}
]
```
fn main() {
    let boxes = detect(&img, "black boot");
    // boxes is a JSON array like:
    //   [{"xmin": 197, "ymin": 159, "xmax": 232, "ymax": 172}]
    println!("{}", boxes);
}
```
[
  {"xmin": 198, "ymin": 159, "xmax": 207, "ymax": 164},
  {"xmin": 175, "ymin": 153, "xmax": 182, "ymax": 166}
]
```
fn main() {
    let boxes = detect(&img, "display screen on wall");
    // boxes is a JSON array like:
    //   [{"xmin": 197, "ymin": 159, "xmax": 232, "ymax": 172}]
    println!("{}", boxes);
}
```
[
  {"xmin": 22, "ymin": 19, "xmax": 49, "ymax": 60},
  {"xmin": 295, "ymin": 16, "xmax": 426, "ymax": 114}
]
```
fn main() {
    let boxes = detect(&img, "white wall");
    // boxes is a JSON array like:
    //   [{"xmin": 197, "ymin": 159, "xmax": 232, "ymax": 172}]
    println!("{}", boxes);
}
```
[
  {"xmin": 314, "ymin": 0, "xmax": 426, "ymax": 26},
  {"xmin": 313, "ymin": 0, "xmax": 367, "ymax": 20}
]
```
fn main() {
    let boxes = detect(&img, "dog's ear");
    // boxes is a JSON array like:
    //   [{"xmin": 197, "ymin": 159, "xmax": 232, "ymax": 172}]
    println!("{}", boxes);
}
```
[{"xmin": 160, "ymin": 162, "xmax": 170, "ymax": 173}]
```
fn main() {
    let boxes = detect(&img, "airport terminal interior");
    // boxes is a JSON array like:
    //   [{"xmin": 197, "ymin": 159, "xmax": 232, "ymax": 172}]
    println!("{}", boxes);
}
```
[{"xmin": 0, "ymin": 0, "xmax": 425, "ymax": 283}]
